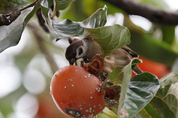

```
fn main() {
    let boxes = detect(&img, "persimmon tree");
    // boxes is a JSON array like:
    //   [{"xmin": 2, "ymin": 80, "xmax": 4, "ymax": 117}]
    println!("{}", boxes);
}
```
[{"xmin": 0, "ymin": 0, "xmax": 178, "ymax": 118}]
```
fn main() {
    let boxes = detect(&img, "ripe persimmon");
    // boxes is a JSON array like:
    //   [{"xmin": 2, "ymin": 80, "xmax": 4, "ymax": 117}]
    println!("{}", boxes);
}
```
[
  {"xmin": 50, "ymin": 65, "xmax": 106, "ymax": 118},
  {"xmin": 132, "ymin": 57, "xmax": 170, "ymax": 79}
]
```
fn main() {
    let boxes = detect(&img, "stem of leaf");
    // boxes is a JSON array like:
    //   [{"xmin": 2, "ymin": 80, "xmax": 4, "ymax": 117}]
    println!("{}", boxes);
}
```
[{"xmin": 51, "ymin": 0, "xmax": 57, "ymax": 19}]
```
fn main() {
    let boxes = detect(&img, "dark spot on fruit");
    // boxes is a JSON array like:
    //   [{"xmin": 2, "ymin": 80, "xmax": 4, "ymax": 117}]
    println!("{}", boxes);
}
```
[
  {"xmin": 67, "ymin": 102, "xmax": 72, "ymax": 107},
  {"xmin": 65, "ymin": 108, "xmax": 82, "ymax": 117},
  {"xmin": 55, "ymin": 74, "xmax": 58, "ymax": 78}
]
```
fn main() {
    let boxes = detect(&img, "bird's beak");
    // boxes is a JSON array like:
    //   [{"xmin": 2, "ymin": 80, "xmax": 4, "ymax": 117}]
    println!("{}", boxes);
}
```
[{"xmin": 69, "ymin": 58, "xmax": 76, "ymax": 65}]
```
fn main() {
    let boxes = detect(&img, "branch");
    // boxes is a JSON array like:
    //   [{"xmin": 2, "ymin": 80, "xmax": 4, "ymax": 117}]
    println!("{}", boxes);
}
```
[
  {"xmin": 104, "ymin": 0, "xmax": 178, "ymax": 25},
  {"xmin": 20, "ymin": 0, "xmax": 40, "ymax": 11},
  {"xmin": 27, "ymin": 23, "xmax": 59, "ymax": 72},
  {"xmin": 1, "ymin": 0, "xmax": 40, "ymax": 26}
]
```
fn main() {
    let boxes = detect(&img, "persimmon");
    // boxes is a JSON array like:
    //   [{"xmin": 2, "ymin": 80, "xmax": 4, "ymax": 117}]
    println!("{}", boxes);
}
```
[
  {"xmin": 50, "ymin": 65, "xmax": 106, "ymax": 118},
  {"xmin": 132, "ymin": 57, "xmax": 170, "ymax": 79}
]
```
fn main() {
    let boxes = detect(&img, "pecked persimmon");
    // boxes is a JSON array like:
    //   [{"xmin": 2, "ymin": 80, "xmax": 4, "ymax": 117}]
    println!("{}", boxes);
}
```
[{"xmin": 50, "ymin": 65, "xmax": 106, "ymax": 118}]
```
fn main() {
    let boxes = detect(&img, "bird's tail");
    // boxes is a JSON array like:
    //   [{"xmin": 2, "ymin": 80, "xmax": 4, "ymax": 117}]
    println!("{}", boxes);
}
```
[{"xmin": 133, "ymin": 65, "xmax": 143, "ymax": 75}]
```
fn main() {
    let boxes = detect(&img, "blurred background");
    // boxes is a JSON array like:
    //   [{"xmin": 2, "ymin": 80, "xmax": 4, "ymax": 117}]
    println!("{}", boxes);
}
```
[{"xmin": 0, "ymin": 0, "xmax": 178, "ymax": 118}]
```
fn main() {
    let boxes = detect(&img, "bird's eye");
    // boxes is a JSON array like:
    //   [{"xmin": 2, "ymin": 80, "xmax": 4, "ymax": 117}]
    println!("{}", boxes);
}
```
[
  {"xmin": 78, "ymin": 47, "xmax": 83, "ymax": 56},
  {"xmin": 72, "ymin": 51, "xmax": 76, "ymax": 57}
]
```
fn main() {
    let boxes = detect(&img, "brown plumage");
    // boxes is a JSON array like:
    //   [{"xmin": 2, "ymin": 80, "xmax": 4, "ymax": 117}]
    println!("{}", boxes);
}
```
[{"xmin": 65, "ymin": 35, "xmax": 143, "ymax": 74}]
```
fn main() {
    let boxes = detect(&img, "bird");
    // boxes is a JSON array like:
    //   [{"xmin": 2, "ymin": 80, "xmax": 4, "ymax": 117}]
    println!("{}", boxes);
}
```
[{"xmin": 65, "ymin": 35, "xmax": 143, "ymax": 74}]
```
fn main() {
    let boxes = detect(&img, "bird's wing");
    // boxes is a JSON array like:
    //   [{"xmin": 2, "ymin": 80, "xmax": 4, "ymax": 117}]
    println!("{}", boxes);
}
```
[{"xmin": 121, "ymin": 46, "xmax": 138, "ymax": 57}]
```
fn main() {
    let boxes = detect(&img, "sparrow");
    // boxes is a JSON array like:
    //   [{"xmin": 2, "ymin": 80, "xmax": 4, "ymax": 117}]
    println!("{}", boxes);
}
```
[{"xmin": 65, "ymin": 35, "xmax": 143, "ymax": 74}]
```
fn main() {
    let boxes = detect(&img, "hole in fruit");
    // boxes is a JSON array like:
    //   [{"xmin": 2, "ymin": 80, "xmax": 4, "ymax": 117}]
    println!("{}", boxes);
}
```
[
  {"xmin": 91, "ymin": 60, "xmax": 99, "ymax": 69},
  {"xmin": 65, "ymin": 108, "xmax": 82, "ymax": 117},
  {"xmin": 105, "ymin": 90, "xmax": 115, "ymax": 99}
]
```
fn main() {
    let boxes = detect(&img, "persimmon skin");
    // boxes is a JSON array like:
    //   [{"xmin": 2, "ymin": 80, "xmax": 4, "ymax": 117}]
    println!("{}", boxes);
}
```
[
  {"xmin": 50, "ymin": 65, "xmax": 106, "ymax": 118},
  {"xmin": 132, "ymin": 57, "xmax": 170, "ymax": 79}
]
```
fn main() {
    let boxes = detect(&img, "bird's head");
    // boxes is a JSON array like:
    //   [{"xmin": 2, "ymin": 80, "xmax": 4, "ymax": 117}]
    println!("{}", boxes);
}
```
[{"xmin": 65, "ymin": 36, "xmax": 90, "ymax": 65}]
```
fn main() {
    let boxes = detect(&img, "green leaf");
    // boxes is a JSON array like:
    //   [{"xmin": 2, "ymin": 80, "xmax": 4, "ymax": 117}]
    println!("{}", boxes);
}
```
[
  {"xmin": 86, "ymin": 24, "xmax": 131, "ymax": 56},
  {"xmin": 172, "ymin": 58, "xmax": 178, "ymax": 73},
  {"xmin": 120, "ymin": 72, "xmax": 159, "ymax": 118},
  {"xmin": 136, "ymin": 108, "xmax": 150, "ymax": 118},
  {"xmin": 100, "ymin": 107, "xmax": 118, "ymax": 118},
  {"xmin": 108, "ymin": 67, "xmax": 123, "ymax": 82},
  {"xmin": 129, "ymin": 31, "xmax": 178, "ymax": 67},
  {"xmin": 97, "ymin": 114, "xmax": 110, "ymax": 118},
  {"xmin": 0, "ymin": 0, "xmax": 41, "ymax": 53},
  {"xmin": 136, "ymin": 104, "xmax": 161, "ymax": 118},
  {"xmin": 52, "ymin": 19, "xmax": 84, "ymax": 38},
  {"xmin": 138, "ymin": 72, "xmax": 178, "ymax": 118},
  {"xmin": 40, "ymin": 0, "xmax": 53, "ymax": 8},
  {"xmin": 51, "ymin": 5, "xmax": 107, "ymax": 38},
  {"xmin": 159, "ymin": 72, "xmax": 178, "ymax": 88},
  {"xmin": 80, "ymin": 5, "xmax": 107, "ymax": 28},
  {"xmin": 0, "ymin": 24, "xmax": 23, "ymax": 53},
  {"xmin": 161, "ymin": 25, "xmax": 175, "ymax": 45},
  {"xmin": 143, "ymin": 103, "xmax": 161, "ymax": 118},
  {"xmin": 108, "ymin": 59, "xmax": 142, "ymax": 83},
  {"xmin": 61, "ymin": 0, "xmax": 122, "ymax": 21},
  {"xmin": 117, "ymin": 58, "xmax": 142, "ymax": 117},
  {"xmin": 55, "ymin": 0, "xmax": 74, "ymax": 10},
  {"xmin": 41, "ymin": 0, "xmax": 74, "ymax": 10},
  {"xmin": 149, "ymin": 72, "xmax": 178, "ymax": 118},
  {"xmin": 0, "ymin": 0, "xmax": 27, "ymax": 14},
  {"xmin": 117, "ymin": 59, "xmax": 160, "ymax": 118},
  {"xmin": 149, "ymin": 96, "xmax": 176, "ymax": 118}
]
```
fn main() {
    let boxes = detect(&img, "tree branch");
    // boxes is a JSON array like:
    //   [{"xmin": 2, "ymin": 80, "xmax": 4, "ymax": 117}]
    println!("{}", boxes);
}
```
[
  {"xmin": 20, "ymin": 0, "xmax": 40, "ymax": 11},
  {"xmin": 104, "ymin": 0, "xmax": 178, "ymax": 25},
  {"xmin": 27, "ymin": 23, "xmax": 59, "ymax": 72}
]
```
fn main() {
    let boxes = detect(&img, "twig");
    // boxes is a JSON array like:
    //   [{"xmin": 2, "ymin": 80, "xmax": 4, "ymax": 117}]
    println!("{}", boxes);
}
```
[
  {"xmin": 27, "ymin": 23, "xmax": 59, "ymax": 72},
  {"xmin": 5, "ymin": 0, "xmax": 39, "ymax": 17},
  {"xmin": 104, "ymin": 0, "xmax": 178, "ymax": 25},
  {"xmin": 36, "ymin": 8, "xmax": 50, "ymax": 33},
  {"xmin": 20, "ymin": 0, "xmax": 40, "ymax": 11}
]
